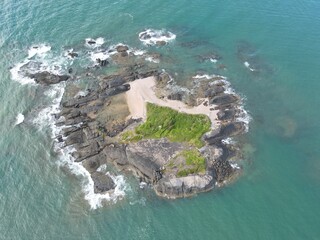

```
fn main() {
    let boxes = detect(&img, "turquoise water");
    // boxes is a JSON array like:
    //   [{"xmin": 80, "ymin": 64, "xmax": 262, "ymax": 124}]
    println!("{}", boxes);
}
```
[{"xmin": 1, "ymin": 0, "xmax": 320, "ymax": 239}]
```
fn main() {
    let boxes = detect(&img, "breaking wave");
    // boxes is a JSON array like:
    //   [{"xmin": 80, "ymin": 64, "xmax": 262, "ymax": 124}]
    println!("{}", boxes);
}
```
[
  {"xmin": 10, "ymin": 44, "xmax": 71, "ymax": 85},
  {"xmin": 139, "ymin": 29, "xmax": 176, "ymax": 46}
]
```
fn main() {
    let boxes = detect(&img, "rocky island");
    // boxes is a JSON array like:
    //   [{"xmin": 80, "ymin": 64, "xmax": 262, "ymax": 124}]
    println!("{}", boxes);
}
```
[{"xmin": 16, "ymin": 38, "xmax": 248, "ymax": 201}]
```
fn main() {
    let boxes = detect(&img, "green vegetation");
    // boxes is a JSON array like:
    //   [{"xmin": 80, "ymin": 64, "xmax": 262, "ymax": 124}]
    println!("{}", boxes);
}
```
[
  {"xmin": 176, "ymin": 149, "xmax": 206, "ymax": 177},
  {"xmin": 122, "ymin": 103, "xmax": 211, "ymax": 147}
]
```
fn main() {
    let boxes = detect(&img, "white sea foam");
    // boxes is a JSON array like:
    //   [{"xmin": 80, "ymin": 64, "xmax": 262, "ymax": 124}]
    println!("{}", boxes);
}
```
[
  {"xmin": 33, "ymin": 83, "xmax": 65, "ymax": 134},
  {"xmin": 236, "ymin": 105, "xmax": 251, "ymax": 132},
  {"xmin": 97, "ymin": 164, "xmax": 107, "ymax": 172},
  {"xmin": 139, "ymin": 29, "xmax": 176, "ymax": 46},
  {"xmin": 55, "ymin": 144, "xmax": 127, "ymax": 209},
  {"xmin": 244, "ymin": 61, "xmax": 255, "ymax": 71},
  {"xmin": 15, "ymin": 113, "xmax": 25, "ymax": 125},
  {"xmin": 193, "ymin": 74, "xmax": 214, "ymax": 80},
  {"xmin": 210, "ymin": 58, "xmax": 218, "ymax": 63},
  {"xmin": 85, "ymin": 37, "xmax": 105, "ymax": 48},
  {"xmin": 10, "ymin": 61, "xmax": 36, "ymax": 85},
  {"xmin": 90, "ymin": 51, "xmax": 110, "ymax": 62},
  {"xmin": 129, "ymin": 49, "xmax": 145, "ymax": 56},
  {"xmin": 221, "ymin": 137, "xmax": 235, "ymax": 145},
  {"xmin": 89, "ymin": 43, "xmax": 123, "ymax": 63},
  {"xmin": 11, "ymin": 44, "xmax": 71, "ymax": 85},
  {"xmin": 145, "ymin": 56, "xmax": 160, "ymax": 63},
  {"xmin": 193, "ymin": 74, "xmax": 226, "ymax": 80},
  {"xmin": 139, "ymin": 181, "xmax": 147, "ymax": 189},
  {"xmin": 230, "ymin": 163, "xmax": 241, "ymax": 169},
  {"xmin": 28, "ymin": 44, "xmax": 51, "ymax": 59}
]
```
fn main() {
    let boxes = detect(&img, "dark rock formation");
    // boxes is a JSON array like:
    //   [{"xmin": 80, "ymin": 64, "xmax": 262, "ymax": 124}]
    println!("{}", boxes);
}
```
[
  {"xmin": 210, "ymin": 94, "xmax": 239, "ymax": 106},
  {"xmin": 96, "ymin": 58, "xmax": 109, "ymax": 67},
  {"xmin": 29, "ymin": 71, "xmax": 70, "ymax": 85},
  {"xmin": 217, "ymin": 109, "xmax": 238, "ymax": 121},
  {"xmin": 91, "ymin": 172, "xmax": 115, "ymax": 193},
  {"xmin": 205, "ymin": 85, "xmax": 225, "ymax": 98},
  {"xmin": 87, "ymin": 40, "xmax": 96, "ymax": 45}
]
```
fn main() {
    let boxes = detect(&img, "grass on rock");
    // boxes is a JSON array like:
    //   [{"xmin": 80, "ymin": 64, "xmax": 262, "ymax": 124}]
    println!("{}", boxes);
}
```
[
  {"xmin": 177, "ymin": 149, "xmax": 206, "ymax": 177},
  {"xmin": 165, "ymin": 149, "xmax": 207, "ymax": 177},
  {"xmin": 122, "ymin": 103, "xmax": 211, "ymax": 147}
]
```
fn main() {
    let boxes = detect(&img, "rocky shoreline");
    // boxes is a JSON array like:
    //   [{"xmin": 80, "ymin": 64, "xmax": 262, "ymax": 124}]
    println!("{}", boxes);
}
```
[{"xmin": 18, "ymin": 42, "xmax": 248, "ymax": 200}]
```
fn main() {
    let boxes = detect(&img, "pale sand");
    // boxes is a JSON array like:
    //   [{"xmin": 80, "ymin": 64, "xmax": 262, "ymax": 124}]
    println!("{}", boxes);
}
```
[{"xmin": 125, "ymin": 76, "xmax": 218, "ymax": 127}]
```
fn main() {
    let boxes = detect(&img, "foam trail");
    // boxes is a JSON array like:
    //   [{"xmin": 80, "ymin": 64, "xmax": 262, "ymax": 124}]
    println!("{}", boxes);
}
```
[
  {"xmin": 32, "ymin": 83, "xmax": 65, "ymax": 136},
  {"xmin": 193, "ymin": 74, "xmax": 226, "ymax": 80},
  {"xmin": 236, "ymin": 106, "xmax": 251, "ymax": 132}
]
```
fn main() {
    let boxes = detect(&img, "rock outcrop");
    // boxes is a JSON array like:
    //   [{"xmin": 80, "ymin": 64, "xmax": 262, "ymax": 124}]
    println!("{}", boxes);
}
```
[
  {"xmin": 154, "ymin": 174, "xmax": 214, "ymax": 198},
  {"xmin": 28, "ymin": 71, "xmax": 70, "ymax": 85},
  {"xmin": 23, "ymin": 43, "xmax": 248, "ymax": 200}
]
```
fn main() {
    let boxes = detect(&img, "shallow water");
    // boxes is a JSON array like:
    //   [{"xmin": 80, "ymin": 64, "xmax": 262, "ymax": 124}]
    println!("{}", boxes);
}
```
[{"xmin": 1, "ymin": 0, "xmax": 320, "ymax": 239}]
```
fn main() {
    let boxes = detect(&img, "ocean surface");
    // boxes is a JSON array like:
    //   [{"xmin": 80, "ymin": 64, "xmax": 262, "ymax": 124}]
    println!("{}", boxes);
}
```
[{"xmin": 1, "ymin": 0, "xmax": 320, "ymax": 239}]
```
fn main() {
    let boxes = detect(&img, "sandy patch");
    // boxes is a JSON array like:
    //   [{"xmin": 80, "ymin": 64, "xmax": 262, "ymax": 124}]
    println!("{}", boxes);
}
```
[{"xmin": 125, "ymin": 76, "xmax": 218, "ymax": 127}]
